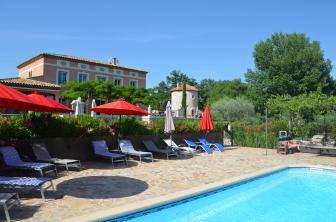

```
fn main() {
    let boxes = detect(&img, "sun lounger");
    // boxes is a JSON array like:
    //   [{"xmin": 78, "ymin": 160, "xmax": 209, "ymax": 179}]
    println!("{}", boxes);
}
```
[
  {"xmin": 162, "ymin": 139, "xmax": 196, "ymax": 155},
  {"xmin": 0, "ymin": 193, "xmax": 20, "ymax": 222},
  {"xmin": 92, "ymin": 140, "xmax": 127, "ymax": 167},
  {"xmin": 142, "ymin": 140, "xmax": 178, "ymax": 159},
  {"xmin": 198, "ymin": 138, "xmax": 225, "ymax": 152},
  {"xmin": 119, "ymin": 140, "xmax": 153, "ymax": 163},
  {"xmin": 0, "ymin": 176, "xmax": 54, "ymax": 201},
  {"xmin": 0, "ymin": 147, "xmax": 57, "ymax": 177},
  {"xmin": 32, "ymin": 143, "xmax": 81, "ymax": 172},
  {"xmin": 184, "ymin": 138, "xmax": 213, "ymax": 154}
]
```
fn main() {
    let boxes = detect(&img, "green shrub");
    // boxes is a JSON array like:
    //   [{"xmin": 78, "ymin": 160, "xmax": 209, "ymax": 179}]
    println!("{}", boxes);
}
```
[{"xmin": 232, "ymin": 119, "xmax": 288, "ymax": 148}]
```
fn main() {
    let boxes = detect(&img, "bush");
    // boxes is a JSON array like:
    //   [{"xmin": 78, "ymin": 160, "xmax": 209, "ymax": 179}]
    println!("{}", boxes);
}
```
[
  {"xmin": 232, "ymin": 119, "xmax": 288, "ymax": 148},
  {"xmin": 0, "ymin": 114, "xmax": 227, "ymax": 143}
]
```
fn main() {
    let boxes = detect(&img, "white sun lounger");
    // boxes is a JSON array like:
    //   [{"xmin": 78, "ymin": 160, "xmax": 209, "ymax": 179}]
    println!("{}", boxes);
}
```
[
  {"xmin": 163, "ymin": 139, "xmax": 196, "ymax": 155},
  {"xmin": 119, "ymin": 140, "xmax": 153, "ymax": 163}
]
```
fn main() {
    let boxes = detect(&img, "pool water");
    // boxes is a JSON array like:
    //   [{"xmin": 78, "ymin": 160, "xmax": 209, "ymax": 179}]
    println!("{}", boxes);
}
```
[{"xmin": 107, "ymin": 167, "xmax": 336, "ymax": 222}]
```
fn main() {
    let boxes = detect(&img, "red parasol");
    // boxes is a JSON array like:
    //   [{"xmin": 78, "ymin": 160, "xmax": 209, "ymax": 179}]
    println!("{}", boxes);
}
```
[
  {"xmin": 200, "ymin": 104, "xmax": 214, "ymax": 131},
  {"xmin": 28, "ymin": 91, "xmax": 73, "ymax": 113},
  {"xmin": 89, "ymin": 98, "xmax": 148, "ymax": 116},
  {"xmin": 0, "ymin": 83, "xmax": 46, "ymax": 111}
]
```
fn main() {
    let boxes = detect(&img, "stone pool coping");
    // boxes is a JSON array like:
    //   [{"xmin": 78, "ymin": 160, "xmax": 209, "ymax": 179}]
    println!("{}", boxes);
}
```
[{"xmin": 64, "ymin": 164, "xmax": 336, "ymax": 222}]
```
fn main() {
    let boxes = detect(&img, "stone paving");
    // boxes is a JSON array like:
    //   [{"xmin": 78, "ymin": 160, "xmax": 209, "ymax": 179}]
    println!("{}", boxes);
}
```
[{"xmin": 2, "ymin": 147, "xmax": 336, "ymax": 222}]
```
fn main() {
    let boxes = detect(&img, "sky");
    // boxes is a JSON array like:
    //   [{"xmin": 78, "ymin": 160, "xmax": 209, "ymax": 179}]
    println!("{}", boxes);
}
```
[{"xmin": 1, "ymin": 0, "xmax": 336, "ymax": 88}]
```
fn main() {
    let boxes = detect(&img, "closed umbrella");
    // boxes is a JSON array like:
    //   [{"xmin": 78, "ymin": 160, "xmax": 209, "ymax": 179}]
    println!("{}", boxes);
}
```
[
  {"xmin": 0, "ymin": 83, "xmax": 45, "ymax": 111},
  {"xmin": 91, "ymin": 99, "xmax": 96, "ymax": 118},
  {"xmin": 200, "ymin": 104, "xmax": 214, "ymax": 138},
  {"xmin": 27, "ymin": 91, "xmax": 73, "ymax": 113},
  {"xmin": 164, "ymin": 101, "xmax": 175, "ymax": 145}
]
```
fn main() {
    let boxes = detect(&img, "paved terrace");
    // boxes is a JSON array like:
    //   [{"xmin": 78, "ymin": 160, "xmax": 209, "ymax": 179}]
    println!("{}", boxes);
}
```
[{"xmin": 2, "ymin": 148, "xmax": 336, "ymax": 222}]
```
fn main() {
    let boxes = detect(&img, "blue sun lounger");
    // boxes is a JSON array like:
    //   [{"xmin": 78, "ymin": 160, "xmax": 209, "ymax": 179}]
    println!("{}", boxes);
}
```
[
  {"xmin": 92, "ymin": 140, "xmax": 127, "ymax": 167},
  {"xmin": 0, "ymin": 176, "xmax": 55, "ymax": 201},
  {"xmin": 184, "ymin": 138, "xmax": 213, "ymax": 154},
  {"xmin": 0, "ymin": 146, "xmax": 57, "ymax": 177},
  {"xmin": 198, "ymin": 138, "xmax": 225, "ymax": 152}
]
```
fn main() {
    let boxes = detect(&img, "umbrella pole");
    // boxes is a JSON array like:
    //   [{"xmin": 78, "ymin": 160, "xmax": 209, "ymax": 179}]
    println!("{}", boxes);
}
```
[
  {"xmin": 119, "ymin": 114, "xmax": 122, "ymax": 138},
  {"xmin": 170, "ymin": 133, "xmax": 173, "ymax": 146}
]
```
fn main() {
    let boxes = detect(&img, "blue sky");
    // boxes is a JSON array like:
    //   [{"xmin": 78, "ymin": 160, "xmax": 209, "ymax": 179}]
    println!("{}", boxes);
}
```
[{"xmin": 1, "ymin": 0, "xmax": 336, "ymax": 88}]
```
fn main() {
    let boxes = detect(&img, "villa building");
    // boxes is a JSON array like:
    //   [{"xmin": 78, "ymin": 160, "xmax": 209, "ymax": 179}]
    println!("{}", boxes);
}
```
[
  {"xmin": 171, "ymin": 84, "xmax": 199, "ymax": 118},
  {"xmin": 0, "ymin": 53, "xmax": 148, "ymax": 108}
]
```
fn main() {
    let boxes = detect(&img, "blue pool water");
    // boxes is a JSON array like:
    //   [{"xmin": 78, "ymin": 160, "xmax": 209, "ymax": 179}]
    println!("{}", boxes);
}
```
[{"xmin": 107, "ymin": 167, "xmax": 336, "ymax": 222}]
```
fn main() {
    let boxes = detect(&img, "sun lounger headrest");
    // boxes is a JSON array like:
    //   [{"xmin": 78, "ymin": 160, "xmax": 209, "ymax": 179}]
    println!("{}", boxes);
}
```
[{"xmin": 0, "ymin": 146, "xmax": 23, "ymax": 165}]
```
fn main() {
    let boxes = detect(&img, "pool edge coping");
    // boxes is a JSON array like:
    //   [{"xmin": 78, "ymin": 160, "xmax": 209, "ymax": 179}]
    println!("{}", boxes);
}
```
[{"xmin": 63, "ymin": 164, "xmax": 336, "ymax": 222}]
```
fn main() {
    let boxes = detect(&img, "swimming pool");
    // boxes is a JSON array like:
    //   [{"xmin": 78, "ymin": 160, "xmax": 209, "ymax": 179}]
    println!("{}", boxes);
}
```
[{"xmin": 107, "ymin": 167, "xmax": 336, "ymax": 222}]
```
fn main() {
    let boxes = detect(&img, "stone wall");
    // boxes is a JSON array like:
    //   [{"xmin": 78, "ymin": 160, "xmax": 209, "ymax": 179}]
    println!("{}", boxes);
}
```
[{"xmin": 22, "ymin": 132, "xmax": 223, "ymax": 161}]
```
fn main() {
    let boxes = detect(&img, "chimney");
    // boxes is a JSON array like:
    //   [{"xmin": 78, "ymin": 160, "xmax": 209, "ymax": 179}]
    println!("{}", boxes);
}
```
[{"xmin": 110, "ymin": 57, "xmax": 119, "ymax": 65}]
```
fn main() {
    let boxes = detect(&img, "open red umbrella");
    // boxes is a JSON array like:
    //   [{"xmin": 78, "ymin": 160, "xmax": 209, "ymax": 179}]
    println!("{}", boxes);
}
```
[
  {"xmin": 0, "ymin": 83, "xmax": 46, "ymax": 111},
  {"xmin": 28, "ymin": 91, "xmax": 73, "ymax": 113},
  {"xmin": 200, "ymin": 104, "xmax": 214, "ymax": 131},
  {"xmin": 89, "ymin": 98, "xmax": 148, "ymax": 136},
  {"xmin": 89, "ymin": 98, "xmax": 148, "ymax": 116}
]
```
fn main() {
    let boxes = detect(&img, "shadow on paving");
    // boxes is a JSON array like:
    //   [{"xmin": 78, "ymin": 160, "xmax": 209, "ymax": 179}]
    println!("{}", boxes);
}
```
[
  {"xmin": 81, "ymin": 161, "xmax": 139, "ymax": 170},
  {"xmin": 56, "ymin": 176, "xmax": 149, "ymax": 199},
  {"xmin": 0, "ymin": 204, "xmax": 40, "ymax": 221}
]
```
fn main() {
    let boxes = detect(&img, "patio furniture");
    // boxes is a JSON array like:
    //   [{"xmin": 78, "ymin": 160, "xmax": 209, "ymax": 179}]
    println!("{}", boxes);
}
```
[
  {"xmin": 119, "ymin": 140, "xmax": 153, "ymax": 163},
  {"xmin": 142, "ymin": 140, "xmax": 178, "ymax": 159},
  {"xmin": 0, "ymin": 147, "xmax": 57, "ymax": 177},
  {"xmin": 298, "ymin": 144, "xmax": 336, "ymax": 155},
  {"xmin": 277, "ymin": 141, "xmax": 298, "ymax": 154},
  {"xmin": 198, "ymin": 138, "xmax": 225, "ymax": 152},
  {"xmin": 32, "ymin": 143, "xmax": 81, "ymax": 172},
  {"xmin": 92, "ymin": 140, "xmax": 127, "ymax": 167},
  {"xmin": 184, "ymin": 138, "xmax": 213, "ymax": 154},
  {"xmin": 0, "ymin": 177, "xmax": 54, "ymax": 201},
  {"xmin": 0, "ymin": 193, "xmax": 20, "ymax": 222},
  {"xmin": 162, "ymin": 139, "xmax": 196, "ymax": 155}
]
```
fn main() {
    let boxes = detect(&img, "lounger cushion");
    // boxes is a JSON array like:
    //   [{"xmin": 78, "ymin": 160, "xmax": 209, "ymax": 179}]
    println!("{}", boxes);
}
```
[
  {"xmin": 199, "ymin": 138, "xmax": 225, "ymax": 152},
  {"xmin": 119, "ymin": 140, "xmax": 152, "ymax": 156},
  {"xmin": 92, "ymin": 141, "xmax": 126, "ymax": 159},
  {"xmin": 0, "ymin": 147, "xmax": 54, "ymax": 170},
  {"xmin": 0, "ymin": 176, "xmax": 51, "ymax": 187},
  {"xmin": 184, "ymin": 139, "xmax": 213, "ymax": 154}
]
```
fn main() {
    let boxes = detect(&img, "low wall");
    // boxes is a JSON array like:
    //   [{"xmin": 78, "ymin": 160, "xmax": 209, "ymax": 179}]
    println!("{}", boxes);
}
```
[{"xmin": 21, "ymin": 132, "xmax": 223, "ymax": 161}]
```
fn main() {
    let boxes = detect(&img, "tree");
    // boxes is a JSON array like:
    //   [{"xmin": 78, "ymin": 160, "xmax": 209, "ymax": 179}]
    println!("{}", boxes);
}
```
[
  {"xmin": 207, "ymin": 79, "xmax": 247, "ymax": 104},
  {"xmin": 245, "ymin": 32, "xmax": 335, "ymax": 113},
  {"xmin": 62, "ymin": 81, "xmax": 101, "ymax": 100},
  {"xmin": 62, "ymin": 81, "xmax": 152, "ymax": 105},
  {"xmin": 166, "ymin": 70, "xmax": 197, "ymax": 88},
  {"xmin": 182, "ymin": 81, "xmax": 187, "ymax": 118},
  {"xmin": 211, "ymin": 97, "xmax": 255, "ymax": 122},
  {"xmin": 150, "ymin": 81, "xmax": 170, "ymax": 111},
  {"xmin": 198, "ymin": 78, "xmax": 217, "ymax": 109},
  {"xmin": 267, "ymin": 92, "xmax": 336, "ymax": 136}
]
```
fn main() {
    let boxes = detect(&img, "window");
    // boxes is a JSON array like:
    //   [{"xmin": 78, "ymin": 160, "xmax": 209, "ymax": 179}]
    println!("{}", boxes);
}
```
[
  {"xmin": 59, "ymin": 98, "xmax": 67, "ymax": 106},
  {"xmin": 130, "ymin": 72, "xmax": 138, "ymax": 77},
  {"xmin": 78, "ymin": 73, "xmax": 88, "ymax": 82},
  {"xmin": 28, "ymin": 70, "xmax": 33, "ymax": 78},
  {"xmin": 57, "ymin": 70, "xmax": 69, "ymax": 85},
  {"xmin": 191, "ymin": 94, "xmax": 195, "ymax": 99},
  {"xmin": 129, "ymin": 79, "xmax": 138, "ymax": 87},
  {"xmin": 96, "ymin": 75, "xmax": 107, "ymax": 81},
  {"xmin": 114, "ymin": 78, "xmax": 123, "ymax": 86}
]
